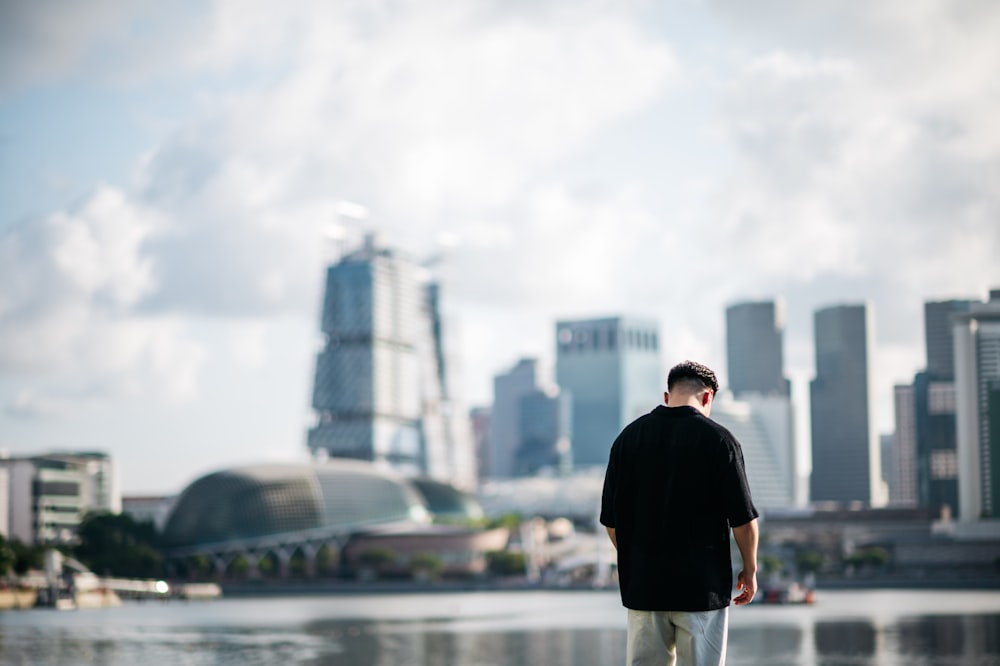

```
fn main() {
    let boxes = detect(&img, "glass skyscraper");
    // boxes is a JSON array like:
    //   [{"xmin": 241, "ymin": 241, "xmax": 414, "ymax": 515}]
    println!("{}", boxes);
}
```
[
  {"xmin": 307, "ymin": 233, "xmax": 475, "ymax": 489},
  {"xmin": 555, "ymin": 316, "xmax": 662, "ymax": 468},
  {"xmin": 809, "ymin": 303, "xmax": 884, "ymax": 506},
  {"xmin": 725, "ymin": 300, "xmax": 790, "ymax": 397},
  {"xmin": 953, "ymin": 289, "xmax": 1000, "ymax": 522}
]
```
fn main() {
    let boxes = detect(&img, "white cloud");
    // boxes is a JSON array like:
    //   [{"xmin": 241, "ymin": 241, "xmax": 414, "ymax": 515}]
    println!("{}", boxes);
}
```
[{"xmin": 0, "ymin": 185, "xmax": 206, "ymax": 408}]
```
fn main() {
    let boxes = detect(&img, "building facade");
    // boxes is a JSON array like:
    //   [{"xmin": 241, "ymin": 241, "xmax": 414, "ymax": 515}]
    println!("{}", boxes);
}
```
[
  {"xmin": 711, "ymin": 393, "xmax": 795, "ymax": 510},
  {"xmin": 953, "ymin": 289, "xmax": 1000, "ymax": 522},
  {"xmin": 809, "ymin": 303, "xmax": 884, "ymax": 506},
  {"xmin": 307, "ymin": 233, "xmax": 475, "ymax": 489},
  {"xmin": 1, "ymin": 452, "xmax": 120, "ymax": 545},
  {"xmin": 891, "ymin": 383, "xmax": 918, "ymax": 506},
  {"xmin": 515, "ymin": 388, "xmax": 572, "ymax": 477},
  {"xmin": 489, "ymin": 359, "xmax": 541, "ymax": 478},
  {"xmin": 555, "ymin": 316, "xmax": 662, "ymax": 468},
  {"xmin": 725, "ymin": 300, "xmax": 790, "ymax": 397}
]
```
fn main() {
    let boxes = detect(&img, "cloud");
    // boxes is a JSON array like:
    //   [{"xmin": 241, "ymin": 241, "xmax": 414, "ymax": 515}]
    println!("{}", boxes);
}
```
[
  {"xmin": 0, "ymin": 185, "xmax": 206, "ymax": 406},
  {"xmin": 707, "ymin": 2, "xmax": 1000, "ymax": 325}
]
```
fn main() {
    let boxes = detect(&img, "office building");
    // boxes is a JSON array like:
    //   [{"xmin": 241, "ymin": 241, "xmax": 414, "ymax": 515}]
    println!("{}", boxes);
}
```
[
  {"xmin": 515, "ymin": 388, "xmax": 572, "ymax": 477},
  {"xmin": 1, "ymin": 452, "xmax": 120, "ymax": 545},
  {"xmin": 891, "ymin": 384, "xmax": 918, "ymax": 506},
  {"xmin": 555, "ymin": 316, "xmax": 662, "ymax": 467},
  {"xmin": 724, "ymin": 299, "xmax": 798, "ymax": 506},
  {"xmin": 925, "ymin": 300, "xmax": 974, "ymax": 379},
  {"xmin": 953, "ymin": 289, "xmax": 1000, "ymax": 522},
  {"xmin": 725, "ymin": 300, "xmax": 790, "ymax": 397},
  {"xmin": 906, "ymin": 300, "xmax": 974, "ymax": 517},
  {"xmin": 809, "ymin": 303, "xmax": 885, "ymax": 506},
  {"xmin": 307, "ymin": 232, "xmax": 475, "ymax": 489},
  {"xmin": 712, "ymin": 393, "xmax": 795, "ymax": 509},
  {"xmin": 490, "ymin": 359, "xmax": 541, "ymax": 478}
]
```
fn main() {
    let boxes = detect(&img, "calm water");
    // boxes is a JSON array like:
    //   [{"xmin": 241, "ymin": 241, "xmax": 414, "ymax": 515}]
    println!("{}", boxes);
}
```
[{"xmin": 1, "ymin": 589, "xmax": 999, "ymax": 665}]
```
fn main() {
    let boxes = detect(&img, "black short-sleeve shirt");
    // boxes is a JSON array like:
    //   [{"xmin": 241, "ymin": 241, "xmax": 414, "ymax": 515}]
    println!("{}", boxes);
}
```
[{"xmin": 600, "ymin": 405, "xmax": 759, "ymax": 612}]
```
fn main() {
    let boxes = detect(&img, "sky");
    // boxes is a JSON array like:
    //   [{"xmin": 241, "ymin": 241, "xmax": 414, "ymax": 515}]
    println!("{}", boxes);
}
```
[{"xmin": 1, "ymin": 0, "xmax": 999, "ymax": 495}]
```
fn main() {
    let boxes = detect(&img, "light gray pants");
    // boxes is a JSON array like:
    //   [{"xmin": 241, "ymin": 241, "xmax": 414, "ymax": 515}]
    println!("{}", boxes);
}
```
[{"xmin": 626, "ymin": 607, "xmax": 729, "ymax": 666}]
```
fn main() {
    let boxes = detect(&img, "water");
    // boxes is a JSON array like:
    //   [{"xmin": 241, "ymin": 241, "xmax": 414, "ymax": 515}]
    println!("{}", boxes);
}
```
[{"xmin": 1, "ymin": 589, "xmax": 999, "ymax": 665}]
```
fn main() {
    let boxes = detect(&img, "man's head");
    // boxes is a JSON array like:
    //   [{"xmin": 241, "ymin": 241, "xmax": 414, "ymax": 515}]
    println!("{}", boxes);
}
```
[{"xmin": 665, "ymin": 360, "xmax": 720, "ymax": 415}]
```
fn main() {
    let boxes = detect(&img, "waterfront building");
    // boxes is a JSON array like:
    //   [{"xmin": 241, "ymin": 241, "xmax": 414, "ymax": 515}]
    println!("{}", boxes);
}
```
[
  {"xmin": 307, "ymin": 233, "xmax": 475, "ymax": 489},
  {"xmin": 489, "ymin": 359, "xmax": 541, "ymax": 478},
  {"xmin": 725, "ymin": 300, "xmax": 790, "ymax": 397},
  {"xmin": 809, "ymin": 303, "xmax": 885, "ymax": 506},
  {"xmin": 0, "ymin": 451, "xmax": 120, "ymax": 545},
  {"xmin": 555, "ymin": 316, "xmax": 662, "ymax": 468},
  {"xmin": 160, "ymin": 460, "xmax": 501, "ymax": 579},
  {"xmin": 953, "ymin": 289, "xmax": 1000, "ymax": 522}
]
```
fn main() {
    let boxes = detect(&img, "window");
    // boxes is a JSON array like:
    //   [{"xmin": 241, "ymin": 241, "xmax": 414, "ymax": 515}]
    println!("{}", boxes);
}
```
[{"xmin": 930, "ymin": 450, "xmax": 958, "ymax": 479}]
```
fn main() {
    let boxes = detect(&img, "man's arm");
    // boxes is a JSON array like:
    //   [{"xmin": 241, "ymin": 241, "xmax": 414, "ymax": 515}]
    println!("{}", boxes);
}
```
[
  {"xmin": 731, "ymin": 518, "xmax": 758, "ymax": 606},
  {"xmin": 605, "ymin": 526, "xmax": 617, "ymax": 549}
]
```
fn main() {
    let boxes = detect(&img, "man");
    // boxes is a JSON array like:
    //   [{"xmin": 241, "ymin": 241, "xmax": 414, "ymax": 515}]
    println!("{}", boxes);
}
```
[{"xmin": 601, "ymin": 360, "xmax": 759, "ymax": 666}]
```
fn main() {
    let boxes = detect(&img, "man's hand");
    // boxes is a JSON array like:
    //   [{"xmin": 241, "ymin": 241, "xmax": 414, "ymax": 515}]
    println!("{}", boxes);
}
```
[{"xmin": 733, "ymin": 568, "xmax": 757, "ymax": 605}]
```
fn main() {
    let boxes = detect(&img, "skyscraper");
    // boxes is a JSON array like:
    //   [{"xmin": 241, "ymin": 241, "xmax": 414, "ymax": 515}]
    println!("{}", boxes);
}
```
[
  {"xmin": 925, "ymin": 300, "xmax": 974, "ymax": 378},
  {"xmin": 555, "ymin": 316, "xmax": 662, "ymax": 467},
  {"xmin": 909, "ymin": 299, "xmax": 974, "ymax": 517},
  {"xmin": 725, "ymin": 298, "xmax": 798, "ymax": 506},
  {"xmin": 490, "ymin": 358, "xmax": 540, "ymax": 478},
  {"xmin": 711, "ymin": 393, "xmax": 795, "ymax": 509},
  {"xmin": 725, "ymin": 300, "xmax": 790, "ymax": 397},
  {"xmin": 516, "ymin": 388, "xmax": 572, "ymax": 477},
  {"xmin": 307, "ymin": 233, "xmax": 475, "ymax": 488},
  {"xmin": 891, "ymin": 383, "xmax": 918, "ymax": 506},
  {"xmin": 809, "ymin": 303, "xmax": 884, "ymax": 506},
  {"xmin": 953, "ymin": 289, "xmax": 1000, "ymax": 522}
]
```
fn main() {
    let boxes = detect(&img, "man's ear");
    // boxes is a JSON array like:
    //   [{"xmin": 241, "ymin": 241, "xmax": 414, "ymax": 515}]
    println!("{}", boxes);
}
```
[
  {"xmin": 663, "ymin": 391, "xmax": 670, "ymax": 405},
  {"xmin": 702, "ymin": 391, "xmax": 712, "ymax": 407}
]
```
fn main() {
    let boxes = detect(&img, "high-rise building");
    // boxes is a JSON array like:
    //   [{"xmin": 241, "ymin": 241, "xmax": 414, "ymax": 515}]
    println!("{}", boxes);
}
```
[
  {"xmin": 516, "ymin": 388, "xmax": 572, "ymax": 477},
  {"xmin": 724, "ymin": 298, "xmax": 798, "ymax": 506},
  {"xmin": 907, "ymin": 299, "xmax": 974, "ymax": 517},
  {"xmin": 712, "ymin": 393, "xmax": 795, "ymax": 509},
  {"xmin": 490, "ymin": 359, "xmax": 541, "ymax": 479},
  {"xmin": 891, "ymin": 384, "xmax": 918, "ymax": 506},
  {"xmin": 953, "ymin": 289, "xmax": 1000, "ymax": 522},
  {"xmin": 725, "ymin": 300, "xmax": 790, "ymax": 397},
  {"xmin": 555, "ymin": 316, "xmax": 662, "ymax": 468},
  {"xmin": 1, "ymin": 451, "xmax": 120, "ymax": 544},
  {"xmin": 307, "ymin": 233, "xmax": 475, "ymax": 489},
  {"xmin": 809, "ymin": 303, "xmax": 884, "ymax": 506},
  {"xmin": 925, "ymin": 300, "xmax": 974, "ymax": 379},
  {"xmin": 469, "ymin": 406, "xmax": 492, "ymax": 482}
]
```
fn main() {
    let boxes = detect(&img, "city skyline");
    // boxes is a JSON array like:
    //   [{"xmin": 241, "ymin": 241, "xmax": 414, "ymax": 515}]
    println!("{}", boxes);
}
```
[{"xmin": 1, "ymin": 3, "xmax": 999, "ymax": 494}]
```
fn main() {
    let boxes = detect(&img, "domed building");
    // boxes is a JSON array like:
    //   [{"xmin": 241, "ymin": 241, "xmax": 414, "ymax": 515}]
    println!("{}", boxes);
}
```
[{"xmin": 162, "ymin": 460, "xmax": 505, "ymax": 580}]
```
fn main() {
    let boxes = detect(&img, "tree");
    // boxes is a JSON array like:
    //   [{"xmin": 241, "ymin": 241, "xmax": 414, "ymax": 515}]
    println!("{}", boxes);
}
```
[
  {"xmin": 795, "ymin": 550, "xmax": 826, "ymax": 575},
  {"xmin": 10, "ymin": 540, "xmax": 46, "ymax": 575},
  {"xmin": 409, "ymin": 552, "xmax": 444, "ymax": 581},
  {"xmin": 760, "ymin": 554, "xmax": 784, "ymax": 576},
  {"xmin": 74, "ymin": 511, "xmax": 164, "ymax": 578},
  {"xmin": 486, "ymin": 550, "xmax": 526, "ymax": 576},
  {"xmin": 0, "ymin": 534, "xmax": 15, "ymax": 578}
]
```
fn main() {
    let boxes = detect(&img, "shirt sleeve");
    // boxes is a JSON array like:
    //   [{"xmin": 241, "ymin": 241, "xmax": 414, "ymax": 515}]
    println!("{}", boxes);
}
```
[
  {"xmin": 599, "ymin": 441, "xmax": 618, "ymax": 528},
  {"xmin": 722, "ymin": 435, "xmax": 759, "ymax": 528}
]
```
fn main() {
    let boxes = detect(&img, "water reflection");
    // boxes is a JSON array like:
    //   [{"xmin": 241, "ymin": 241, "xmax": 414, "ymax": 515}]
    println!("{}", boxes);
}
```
[
  {"xmin": 1, "ymin": 591, "xmax": 999, "ymax": 666},
  {"xmin": 300, "ymin": 619, "xmax": 626, "ymax": 666}
]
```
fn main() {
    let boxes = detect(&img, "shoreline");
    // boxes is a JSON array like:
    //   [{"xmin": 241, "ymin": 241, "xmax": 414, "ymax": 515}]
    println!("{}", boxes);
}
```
[{"xmin": 217, "ymin": 576, "xmax": 1000, "ymax": 598}]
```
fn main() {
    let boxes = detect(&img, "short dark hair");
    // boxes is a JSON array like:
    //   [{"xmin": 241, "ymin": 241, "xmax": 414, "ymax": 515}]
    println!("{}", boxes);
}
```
[{"xmin": 667, "ymin": 360, "xmax": 719, "ymax": 394}]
